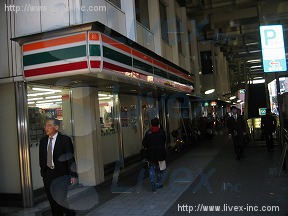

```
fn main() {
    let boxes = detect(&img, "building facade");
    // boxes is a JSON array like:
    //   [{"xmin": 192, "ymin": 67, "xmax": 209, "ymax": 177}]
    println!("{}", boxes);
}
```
[{"xmin": 0, "ymin": 0, "xmax": 231, "ymax": 207}]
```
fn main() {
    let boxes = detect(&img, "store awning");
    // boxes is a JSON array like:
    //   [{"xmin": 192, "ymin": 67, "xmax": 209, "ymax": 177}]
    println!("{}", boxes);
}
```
[{"xmin": 14, "ymin": 22, "xmax": 194, "ymax": 93}]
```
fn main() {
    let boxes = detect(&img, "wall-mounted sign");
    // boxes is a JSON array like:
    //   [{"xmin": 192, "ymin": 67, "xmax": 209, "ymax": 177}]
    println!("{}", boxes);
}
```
[
  {"xmin": 260, "ymin": 25, "xmax": 287, "ymax": 72},
  {"xmin": 259, "ymin": 108, "xmax": 266, "ymax": 116}
]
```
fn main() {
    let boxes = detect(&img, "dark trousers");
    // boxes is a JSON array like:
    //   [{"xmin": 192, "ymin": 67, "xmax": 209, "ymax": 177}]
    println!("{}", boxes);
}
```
[
  {"xmin": 43, "ymin": 168, "xmax": 76, "ymax": 216},
  {"xmin": 232, "ymin": 135, "xmax": 244, "ymax": 158},
  {"xmin": 264, "ymin": 132, "xmax": 274, "ymax": 150}
]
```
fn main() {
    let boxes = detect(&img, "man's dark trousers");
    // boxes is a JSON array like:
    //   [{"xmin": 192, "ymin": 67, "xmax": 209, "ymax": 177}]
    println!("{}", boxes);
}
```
[
  {"xmin": 264, "ymin": 132, "xmax": 274, "ymax": 150},
  {"xmin": 43, "ymin": 168, "xmax": 75, "ymax": 216},
  {"xmin": 232, "ymin": 134, "xmax": 244, "ymax": 159}
]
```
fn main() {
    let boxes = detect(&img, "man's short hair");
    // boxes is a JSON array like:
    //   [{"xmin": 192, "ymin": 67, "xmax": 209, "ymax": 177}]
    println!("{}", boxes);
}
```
[
  {"xmin": 231, "ymin": 106, "xmax": 237, "ymax": 110},
  {"xmin": 266, "ymin": 108, "xmax": 271, "ymax": 114},
  {"xmin": 47, "ymin": 118, "xmax": 60, "ymax": 127},
  {"xmin": 151, "ymin": 117, "xmax": 160, "ymax": 126}
]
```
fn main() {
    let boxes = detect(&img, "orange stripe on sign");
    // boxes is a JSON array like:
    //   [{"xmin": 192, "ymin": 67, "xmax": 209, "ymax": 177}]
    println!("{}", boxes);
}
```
[
  {"xmin": 131, "ymin": 49, "xmax": 153, "ymax": 63},
  {"xmin": 89, "ymin": 32, "xmax": 100, "ymax": 41},
  {"xmin": 23, "ymin": 33, "xmax": 86, "ymax": 52},
  {"xmin": 101, "ymin": 34, "xmax": 131, "ymax": 54}
]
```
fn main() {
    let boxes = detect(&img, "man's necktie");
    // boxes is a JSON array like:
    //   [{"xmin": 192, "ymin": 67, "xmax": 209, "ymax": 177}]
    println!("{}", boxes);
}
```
[{"xmin": 47, "ymin": 137, "xmax": 53, "ymax": 167}]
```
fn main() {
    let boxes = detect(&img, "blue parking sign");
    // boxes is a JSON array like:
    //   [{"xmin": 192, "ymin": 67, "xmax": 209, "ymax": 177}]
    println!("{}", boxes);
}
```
[{"xmin": 260, "ymin": 25, "xmax": 287, "ymax": 72}]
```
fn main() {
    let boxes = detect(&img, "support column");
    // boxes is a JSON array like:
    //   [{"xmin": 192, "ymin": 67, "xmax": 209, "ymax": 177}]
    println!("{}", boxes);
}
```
[
  {"xmin": 15, "ymin": 82, "xmax": 33, "ymax": 207},
  {"xmin": 120, "ymin": 0, "xmax": 136, "ymax": 41},
  {"xmin": 71, "ymin": 87, "xmax": 104, "ymax": 186},
  {"xmin": 114, "ymin": 93, "xmax": 125, "ymax": 168}
]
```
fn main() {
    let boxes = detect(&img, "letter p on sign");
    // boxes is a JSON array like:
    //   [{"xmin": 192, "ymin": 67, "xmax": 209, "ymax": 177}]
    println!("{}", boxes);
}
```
[{"xmin": 264, "ymin": 29, "xmax": 276, "ymax": 45}]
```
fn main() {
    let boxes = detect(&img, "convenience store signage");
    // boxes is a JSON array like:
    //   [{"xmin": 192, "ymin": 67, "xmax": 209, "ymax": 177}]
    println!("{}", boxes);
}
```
[{"xmin": 260, "ymin": 25, "xmax": 287, "ymax": 72}]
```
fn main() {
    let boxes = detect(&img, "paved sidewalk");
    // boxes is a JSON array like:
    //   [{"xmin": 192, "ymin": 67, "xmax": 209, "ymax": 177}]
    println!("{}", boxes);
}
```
[
  {"xmin": 2, "ymin": 132, "xmax": 288, "ymax": 216},
  {"xmin": 164, "ymin": 139, "xmax": 288, "ymax": 215},
  {"xmin": 86, "ymin": 139, "xmax": 224, "ymax": 216}
]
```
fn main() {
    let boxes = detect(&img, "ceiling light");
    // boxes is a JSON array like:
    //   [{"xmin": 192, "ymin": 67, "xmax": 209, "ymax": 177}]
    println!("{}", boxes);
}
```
[
  {"xmin": 249, "ymin": 79, "xmax": 265, "ymax": 84},
  {"xmin": 249, "ymin": 50, "xmax": 261, "ymax": 53},
  {"xmin": 28, "ymin": 102, "xmax": 35, "ymax": 104},
  {"xmin": 45, "ymin": 95, "xmax": 62, "ymax": 99},
  {"xmin": 32, "ymin": 88, "xmax": 62, "ymax": 92},
  {"xmin": 27, "ymin": 92, "xmax": 57, "ymax": 97},
  {"xmin": 130, "ymin": 90, "xmax": 137, "ymax": 92},
  {"xmin": 226, "ymin": 101, "xmax": 231, "ymax": 103},
  {"xmin": 230, "ymin": 96, "xmax": 236, "ymax": 100},
  {"xmin": 205, "ymin": 89, "xmax": 215, "ymax": 95},
  {"xmin": 250, "ymin": 68, "xmax": 263, "ymax": 72},
  {"xmin": 251, "ymin": 65, "xmax": 262, "ymax": 69},
  {"xmin": 237, "ymin": 100, "xmax": 242, "ymax": 103},
  {"xmin": 99, "ymin": 94, "xmax": 109, "ymax": 97},
  {"xmin": 246, "ymin": 42, "xmax": 259, "ymax": 46},
  {"xmin": 247, "ymin": 59, "xmax": 261, "ymax": 63},
  {"xmin": 28, "ymin": 97, "xmax": 43, "ymax": 101},
  {"xmin": 36, "ymin": 103, "xmax": 54, "ymax": 106},
  {"xmin": 99, "ymin": 97, "xmax": 113, "ymax": 100},
  {"xmin": 36, "ymin": 99, "xmax": 62, "ymax": 103},
  {"xmin": 253, "ymin": 76, "xmax": 263, "ymax": 80},
  {"xmin": 240, "ymin": 102, "xmax": 244, "ymax": 104}
]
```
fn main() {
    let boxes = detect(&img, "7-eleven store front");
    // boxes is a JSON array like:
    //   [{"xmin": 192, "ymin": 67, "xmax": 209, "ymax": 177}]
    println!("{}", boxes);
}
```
[{"xmin": 8, "ymin": 25, "xmax": 194, "ymax": 207}]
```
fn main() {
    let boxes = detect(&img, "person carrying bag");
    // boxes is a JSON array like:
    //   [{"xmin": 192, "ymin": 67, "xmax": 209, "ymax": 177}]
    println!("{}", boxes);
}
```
[{"xmin": 142, "ymin": 118, "xmax": 166, "ymax": 192}]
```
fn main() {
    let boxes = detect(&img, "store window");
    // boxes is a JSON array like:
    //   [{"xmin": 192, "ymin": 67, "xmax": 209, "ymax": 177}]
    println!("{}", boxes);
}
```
[
  {"xmin": 268, "ymin": 77, "xmax": 288, "ymax": 116},
  {"xmin": 135, "ymin": 0, "xmax": 150, "ymax": 29},
  {"xmin": 142, "ymin": 103, "xmax": 158, "ymax": 133},
  {"xmin": 28, "ymin": 85, "xmax": 72, "ymax": 144},
  {"xmin": 200, "ymin": 51, "xmax": 213, "ymax": 74},
  {"xmin": 176, "ymin": 17, "xmax": 183, "ymax": 54},
  {"xmin": 99, "ymin": 92, "xmax": 118, "ymax": 136},
  {"xmin": 159, "ymin": 1, "xmax": 169, "ymax": 44}
]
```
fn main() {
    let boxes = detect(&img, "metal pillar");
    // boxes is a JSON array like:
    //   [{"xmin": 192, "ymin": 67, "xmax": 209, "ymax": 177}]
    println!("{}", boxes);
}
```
[
  {"xmin": 15, "ymin": 82, "xmax": 33, "ymax": 207},
  {"xmin": 114, "ymin": 93, "xmax": 124, "ymax": 168}
]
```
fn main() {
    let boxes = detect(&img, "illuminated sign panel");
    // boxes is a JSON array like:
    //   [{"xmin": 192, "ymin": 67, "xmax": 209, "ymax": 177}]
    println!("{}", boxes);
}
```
[
  {"xmin": 260, "ymin": 25, "xmax": 287, "ymax": 72},
  {"xmin": 259, "ymin": 108, "xmax": 266, "ymax": 116}
]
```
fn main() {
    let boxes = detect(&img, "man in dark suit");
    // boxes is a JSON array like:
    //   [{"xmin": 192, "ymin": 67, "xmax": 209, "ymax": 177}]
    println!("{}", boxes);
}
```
[
  {"xmin": 39, "ymin": 118, "xmax": 77, "ymax": 216},
  {"xmin": 227, "ymin": 106, "xmax": 246, "ymax": 160},
  {"xmin": 261, "ymin": 108, "xmax": 277, "ymax": 151}
]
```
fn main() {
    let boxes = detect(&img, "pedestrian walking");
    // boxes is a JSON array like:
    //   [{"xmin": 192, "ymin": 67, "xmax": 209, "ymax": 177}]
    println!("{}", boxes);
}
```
[
  {"xmin": 261, "ymin": 108, "xmax": 277, "ymax": 151},
  {"xmin": 142, "ymin": 117, "xmax": 166, "ymax": 192},
  {"xmin": 227, "ymin": 106, "xmax": 246, "ymax": 160},
  {"xmin": 39, "ymin": 118, "xmax": 77, "ymax": 216}
]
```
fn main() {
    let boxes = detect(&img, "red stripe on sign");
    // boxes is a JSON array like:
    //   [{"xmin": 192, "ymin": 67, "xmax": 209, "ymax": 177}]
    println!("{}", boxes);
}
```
[
  {"xmin": 103, "ymin": 61, "xmax": 132, "ymax": 72},
  {"xmin": 153, "ymin": 59, "xmax": 167, "ymax": 71},
  {"xmin": 167, "ymin": 66, "xmax": 182, "ymax": 75},
  {"xmin": 90, "ymin": 61, "xmax": 101, "ymax": 68},
  {"xmin": 24, "ymin": 61, "xmax": 88, "ymax": 77}
]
